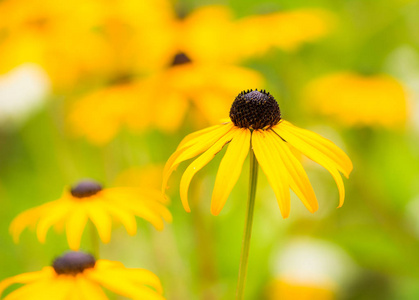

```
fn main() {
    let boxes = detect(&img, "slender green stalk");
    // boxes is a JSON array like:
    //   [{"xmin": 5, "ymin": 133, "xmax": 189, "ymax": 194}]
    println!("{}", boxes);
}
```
[
  {"xmin": 236, "ymin": 147, "xmax": 259, "ymax": 300},
  {"xmin": 90, "ymin": 222, "xmax": 100, "ymax": 258}
]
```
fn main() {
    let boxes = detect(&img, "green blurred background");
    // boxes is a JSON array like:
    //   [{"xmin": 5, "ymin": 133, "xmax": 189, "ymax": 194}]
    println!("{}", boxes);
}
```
[{"xmin": 1, "ymin": 0, "xmax": 419, "ymax": 299}]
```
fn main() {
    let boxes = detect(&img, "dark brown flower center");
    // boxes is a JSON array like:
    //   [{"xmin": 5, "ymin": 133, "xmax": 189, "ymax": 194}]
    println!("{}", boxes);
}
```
[
  {"xmin": 229, "ymin": 89, "xmax": 281, "ymax": 129},
  {"xmin": 52, "ymin": 252, "xmax": 96, "ymax": 275},
  {"xmin": 171, "ymin": 52, "xmax": 192, "ymax": 66},
  {"xmin": 70, "ymin": 180, "xmax": 102, "ymax": 198}
]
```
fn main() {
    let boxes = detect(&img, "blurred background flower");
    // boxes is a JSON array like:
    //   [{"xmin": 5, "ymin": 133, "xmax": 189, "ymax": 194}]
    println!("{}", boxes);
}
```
[{"xmin": 1, "ymin": 0, "xmax": 419, "ymax": 299}]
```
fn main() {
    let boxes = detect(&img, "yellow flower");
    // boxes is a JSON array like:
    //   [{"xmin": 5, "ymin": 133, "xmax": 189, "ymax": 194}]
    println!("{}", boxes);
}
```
[
  {"xmin": 162, "ymin": 90, "xmax": 352, "ymax": 217},
  {"xmin": 0, "ymin": 251, "xmax": 165, "ymax": 300},
  {"xmin": 68, "ymin": 3, "xmax": 334, "ymax": 144},
  {"xmin": 10, "ymin": 180, "xmax": 172, "ymax": 250},
  {"xmin": 267, "ymin": 280, "xmax": 335, "ymax": 300},
  {"xmin": 0, "ymin": 0, "xmax": 112, "ymax": 90},
  {"xmin": 304, "ymin": 72, "xmax": 408, "ymax": 128}
]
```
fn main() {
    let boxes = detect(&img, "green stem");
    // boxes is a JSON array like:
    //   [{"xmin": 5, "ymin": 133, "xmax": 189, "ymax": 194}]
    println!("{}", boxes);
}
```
[
  {"xmin": 236, "ymin": 148, "xmax": 259, "ymax": 300},
  {"xmin": 90, "ymin": 222, "xmax": 100, "ymax": 258}
]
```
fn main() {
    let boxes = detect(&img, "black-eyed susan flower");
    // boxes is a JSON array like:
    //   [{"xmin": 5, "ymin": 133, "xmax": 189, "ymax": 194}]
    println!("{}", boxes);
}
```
[
  {"xmin": 0, "ymin": 251, "xmax": 165, "ymax": 299},
  {"xmin": 10, "ymin": 179, "xmax": 172, "ymax": 250},
  {"xmin": 163, "ymin": 89, "xmax": 353, "ymax": 218},
  {"xmin": 304, "ymin": 72, "xmax": 408, "ymax": 128},
  {"xmin": 68, "ymin": 1, "xmax": 335, "ymax": 144}
]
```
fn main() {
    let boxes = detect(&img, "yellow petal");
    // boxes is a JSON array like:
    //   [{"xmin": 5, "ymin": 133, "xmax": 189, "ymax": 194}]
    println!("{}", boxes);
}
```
[
  {"xmin": 76, "ymin": 275, "xmax": 108, "ymax": 300},
  {"xmin": 252, "ymin": 130, "xmax": 291, "ymax": 218},
  {"xmin": 65, "ymin": 207, "xmax": 88, "ymax": 250},
  {"xmin": 211, "ymin": 128, "xmax": 250, "ymax": 215},
  {"xmin": 36, "ymin": 201, "xmax": 71, "ymax": 243},
  {"xmin": 279, "ymin": 120, "xmax": 353, "ymax": 177},
  {"xmin": 116, "ymin": 200, "xmax": 166, "ymax": 231},
  {"xmin": 87, "ymin": 271, "xmax": 165, "ymax": 300},
  {"xmin": 0, "ymin": 268, "xmax": 54, "ymax": 298},
  {"xmin": 97, "ymin": 268, "xmax": 163, "ymax": 294},
  {"xmin": 85, "ymin": 202, "xmax": 112, "ymax": 244},
  {"xmin": 179, "ymin": 128, "xmax": 237, "ymax": 212},
  {"xmin": 275, "ymin": 123, "xmax": 346, "ymax": 207},
  {"xmin": 100, "ymin": 201, "xmax": 137, "ymax": 236},
  {"xmin": 268, "ymin": 130, "xmax": 318, "ymax": 213},
  {"xmin": 9, "ymin": 201, "xmax": 57, "ymax": 243},
  {"xmin": 162, "ymin": 123, "xmax": 233, "ymax": 192}
]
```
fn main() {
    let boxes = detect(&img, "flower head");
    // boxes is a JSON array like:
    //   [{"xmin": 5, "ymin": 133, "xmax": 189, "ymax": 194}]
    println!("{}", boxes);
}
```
[
  {"xmin": 10, "ymin": 179, "xmax": 172, "ymax": 250},
  {"xmin": 163, "ymin": 90, "xmax": 352, "ymax": 217},
  {"xmin": 0, "ymin": 251, "xmax": 165, "ymax": 299},
  {"xmin": 68, "ymin": 3, "xmax": 335, "ymax": 144}
]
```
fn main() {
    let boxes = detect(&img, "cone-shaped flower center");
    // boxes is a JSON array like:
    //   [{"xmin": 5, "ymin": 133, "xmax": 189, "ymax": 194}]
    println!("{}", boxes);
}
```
[
  {"xmin": 171, "ymin": 52, "xmax": 192, "ymax": 66},
  {"xmin": 229, "ymin": 89, "xmax": 281, "ymax": 129},
  {"xmin": 70, "ymin": 180, "xmax": 102, "ymax": 198},
  {"xmin": 52, "ymin": 252, "xmax": 96, "ymax": 275}
]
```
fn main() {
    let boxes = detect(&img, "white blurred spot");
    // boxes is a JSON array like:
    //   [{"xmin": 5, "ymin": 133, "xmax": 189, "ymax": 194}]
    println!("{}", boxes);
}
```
[
  {"xmin": 272, "ymin": 237, "xmax": 356, "ymax": 289},
  {"xmin": 0, "ymin": 64, "xmax": 51, "ymax": 127}
]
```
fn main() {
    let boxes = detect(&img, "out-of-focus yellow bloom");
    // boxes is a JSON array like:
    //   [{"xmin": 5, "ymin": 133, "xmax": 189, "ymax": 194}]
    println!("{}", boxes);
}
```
[
  {"xmin": 163, "ymin": 90, "xmax": 352, "ymax": 217},
  {"xmin": 304, "ymin": 72, "xmax": 408, "ymax": 128},
  {"xmin": 0, "ymin": 0, "xmax": 112, "ymax": 90},
  {"xmin": 10, "ymin": 180, "xmax": 172, "ymax": 250},
  {"xmin": 114, "ymin": 165, "xmax": 165, "ymax": 191},
  {"xmin": 0, "ymin": 251, "xmax": 165, "ymax": 300},
  {"xmin": 180, "ymin": 6, "xmax": 335, "ymax": 63},
  {"xmin": 267, "ymin": 280, "xmax": 335, "ymax": 300},
  {"xmin": 69, "ymin": 2, "xmax": 335, "ymax": 144}
]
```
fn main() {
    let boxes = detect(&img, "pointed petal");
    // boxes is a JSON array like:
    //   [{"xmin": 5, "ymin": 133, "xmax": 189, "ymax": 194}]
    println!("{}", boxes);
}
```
[
  {"xmin": 76, "ymin": 275, "xmax": 108, "ymax": 300},
  {"xmin": 279, "ymin": 121, "xmax": 353, "ymax": 177},
  {"xmin": 269, "ymin": 130, "xmax": 318, "ymax": 213},
  {"xmin": 162, "ymin": 123, "xmax": 233, "ymax": 191},
  {"xmin": 36, "ymin": 201, "xmax": 71, "ymax": 243},
  {"xmin": 0, "ymin": 268, "xmax": 54, "ymax": 298},
  {"xmin": 86, "ymin": 271, "xmax": 165, "ymax": 300},
  {"xmin": 85, "ymin": 202, "xmax": 112, "ymax": 244},
  {"xmin": 100, "ymin": 201, "xmax": 137, "ymax": 236},
  {"xmin": 275, "ymin": 123, "xmax": 346, "ymax": 207},
  {"xmin": 252, "ymin": 130, "xmax": 291, "ymax": 218},
  {"xmin": 65, "ymin": 207, "xmax": 88, "ymax": 250},
  {"xmin": 211, "ymin": 128, "xmax": 250, "ymax": 215},
  {"xmin": 9, "ymin": 201, "xmax": 57, "ymax": 243},
  {"xmin": 94, "ymin": 268, "xmax": 163, "ymax": 294},
  {"xmin": 179, "ymin": 128, "xmax": 237, "ymax": 212}
]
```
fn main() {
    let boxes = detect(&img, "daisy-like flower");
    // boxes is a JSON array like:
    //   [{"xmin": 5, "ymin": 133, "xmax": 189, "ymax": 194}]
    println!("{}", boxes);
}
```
[
  {"xmin": 0, "ymin": 251, "xmax": 165, "ymax": 299},
  {"xmin": 69, "ymin": 1, "xmax": 334, "ymax": 144},
  {"xmin": 163, "ymin": 89, "xmax": 353, "ymax": 218},
  {"xmin": 10, "ymin": 179, "xmax": 172, "ymax": 250},
  {"xmin": 304, "ymin": 72, "xmax": 408, "ymax": 128}
]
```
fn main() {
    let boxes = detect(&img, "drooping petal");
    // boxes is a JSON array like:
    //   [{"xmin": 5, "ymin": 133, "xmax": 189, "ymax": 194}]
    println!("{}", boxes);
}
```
[
  {"xmin": 4, "ymin": 276, "xmax": 73, "ymax": 300},
  {"xmin": 268, "ymin": 130, "xmax": 318, "ymax": 213},
  {"xmin": 0, "ymin": 268, "xmax": 54, "ymax": 298},
  {"xmin": 252, "ymin": 130, "xmax": 291, "ymax": 218},
  {"xmin": 96, "ymin": 268, "xmax": 163, "ymax": 294},
  {"xmin": 76, "ymin": 275, "xmax": 108, "ymax": 300},
  {"xmin": 179, "ymin": 128, "xmax": 238, "ymax": 212},
  {"xmin": 86, "ymin": 271, "xmax": 165, "ymax": 300},
  {"xmin": 85, "ymin": 202, "xmax": 112, "ymax": 244},
  {"xmin": 100, "ymin": 201, "xmax": 137, "ymax": 236},
  {"xmin": 162, "ymin": 123, "xmax": 234, "ymax": 191},
  {"xmin": 116, "ymin": 200, "xmax": 166, "ymax": 231},
  {"xmin": 65, "ymin": 207, "xmax": 89, "ymax": 250},
  {"xmin": 9, "ymin": 201, "xmax": 57, "ymax": 243},
  {"xmin": 36, "ymin": 201, "xmax": 71, "ymax": 243},
  {"xmin": 211, "ymin": 128, "xmax": 250, "ymax": 215},
  {"xmin": 275, "ymin": 123, "xmax": 346, "ymax": 207},
  {"xmin": 279, "ymin": 121, "xmax": 353, "ymax": 177}
]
